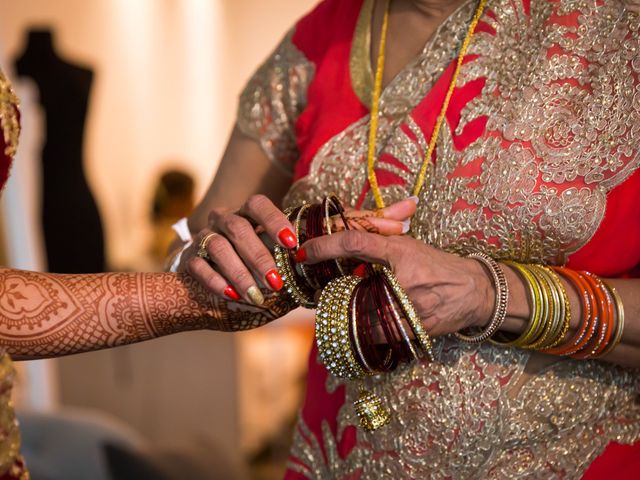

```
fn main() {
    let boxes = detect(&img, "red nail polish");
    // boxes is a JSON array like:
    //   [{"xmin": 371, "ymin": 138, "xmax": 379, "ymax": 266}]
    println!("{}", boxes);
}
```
[
  {"xmin": 353, "ymin": 263, "xmax": 367, "ymax": 278},
  {"xmin": 265, "ymin": 268, "xmax": 284, "ymax": 291},
  {"xmin": 278, "ymin": 228, "xmax": 298, "ymax": 249},
  {"xmin": 224, "ymin": 285, "xmax": 241, "ymax": 301},
  {"xmin": 294, "ymin": 248, "xmax": 307, "ymax": 263}
]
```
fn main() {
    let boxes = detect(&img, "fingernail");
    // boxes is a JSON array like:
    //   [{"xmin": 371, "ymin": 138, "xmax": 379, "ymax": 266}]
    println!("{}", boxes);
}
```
[
  {"xmin": 265, "ymin": 268, "xmax": 284, "ymax": 291},
  {"xmin": 224, "ymin": 285, "xmax": 241, "ymax": 301},
  {"xmin": 407, "ymin": 196, "xmax": 419, "ymax": 205},
  {"xmin": 401, "ymin": 219, "xmax": 411, "ymax": 234},
  {"xmin": 246, "ymin": 286, "xmax": 265, "ymax": 305},
  {"xmin": 353, "ymin": 263, "xmax": 367, "ymax": 278},
  {"xmin": 294, "ymin": 247, "xmax": 307, "ymax": 263},
  {"xmin": 278, "ymin": 227, "xmax": 298, "ymax": 249}
]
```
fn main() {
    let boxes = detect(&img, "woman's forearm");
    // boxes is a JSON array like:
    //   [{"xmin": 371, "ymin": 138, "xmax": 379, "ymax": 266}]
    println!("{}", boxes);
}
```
[{"xmin": 0, "ymin": 268, "xmax": 294, "ymax": 360}]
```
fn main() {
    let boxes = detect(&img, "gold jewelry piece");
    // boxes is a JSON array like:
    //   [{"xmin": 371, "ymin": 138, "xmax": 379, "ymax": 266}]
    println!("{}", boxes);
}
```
[
  {"xmin": 380, "ymin": 266, "xmax": 433, "ymax": 360},
  {"xmin": 493, "ymin": 261, "xmax": 543, "ymax": 347},
  {"xmin": 455, "ymin": 252, "xmax": 509, "ymax": 344},
  {"xmin": 597, "ymin": 280, "xmax": 625, "ymax": 358},
  {"xmin": 354, "ymin": 387, "xmax": 391, "ymax": 432},
  {"xmin": 197, "ymin": 232, "xmax": 218, "ymax": 261},
  {"xmin": 367, "ymin": 0, "xmax": 487, "ymax": 209},
  {"xmin": 382, "ymin": 280, "xmax": 420, "ymax": 361},
  {"xmin": 539, "ymin": 266, "xmax": 571, "ymax": 349},
  {"xmin": 274, "ymin": 243, "xmax": 316, "ymax": 308},
  {"xmin": 246, "ymin": 285, "xmax": 265, "ymax": 306},
  {"xmin": 316, "ymin": 276, "xmax": 367, "ymax": 379},
  {"xmin": 525, "ymin": 264, "xmax": 558, "ymax": 349}
]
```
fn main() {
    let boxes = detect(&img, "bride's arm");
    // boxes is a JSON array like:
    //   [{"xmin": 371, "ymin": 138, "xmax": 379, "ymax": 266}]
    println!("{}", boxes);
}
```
[{"xmin": 0, "ymin": 268, "xmax": 294, "ymax": 360}]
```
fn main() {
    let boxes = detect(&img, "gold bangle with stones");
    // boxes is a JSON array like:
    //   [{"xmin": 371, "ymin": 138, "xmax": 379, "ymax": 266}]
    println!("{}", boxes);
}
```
[
  {"xmin": 455, "ymin": 252, "xmax": 509, "ymax": 344},
  {"xmin": 274, "ymin": 243, "xmax": 316, "ymax": 308},
  {"xmin": 597, "ymin": 280, "xmax": 625, "ymax": 358},
  {"xmin": 316, "ymin": 275, "xmax": 368, "ymax": 379},
  {"xmin": 381, "ymin": 278, "xmax": 420, "ymax": 361},
  {"xmin": 379, "ymin": 266, "xmax": 433, "ymax": 360}
]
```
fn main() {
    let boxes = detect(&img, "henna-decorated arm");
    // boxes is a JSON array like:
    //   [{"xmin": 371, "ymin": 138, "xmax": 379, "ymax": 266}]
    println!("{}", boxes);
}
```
[{"xmin": 0, "ymin": 268, "xmax": 295, "ymax": 360}]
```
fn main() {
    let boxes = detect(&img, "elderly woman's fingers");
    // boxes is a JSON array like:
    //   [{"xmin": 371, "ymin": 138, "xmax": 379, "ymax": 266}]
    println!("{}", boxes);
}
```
[{"xmin": 238, "ymin": 194, "xmax": 297, "ymax": 248}]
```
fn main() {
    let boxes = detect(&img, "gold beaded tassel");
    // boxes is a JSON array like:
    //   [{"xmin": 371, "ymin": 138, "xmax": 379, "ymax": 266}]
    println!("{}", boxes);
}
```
[{"xmin": 354, "ymin": 386, "xmax": 391, "ymax": 432}]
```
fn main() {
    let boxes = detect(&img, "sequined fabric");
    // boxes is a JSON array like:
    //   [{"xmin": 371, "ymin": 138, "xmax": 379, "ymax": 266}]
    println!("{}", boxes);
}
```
[
  {"xmin": 238, "ymin": 0, "xmax": 640, "ymax": 477},
  {"xmin": 237, "ymin": 30, "xmax": 315, "ymax": 177}
]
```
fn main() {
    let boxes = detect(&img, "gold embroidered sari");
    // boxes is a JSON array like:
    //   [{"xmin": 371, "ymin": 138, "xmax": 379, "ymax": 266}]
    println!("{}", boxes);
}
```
[{"xmin": 238, "ymin": 0, "xmax": 640, "ymax": 477}]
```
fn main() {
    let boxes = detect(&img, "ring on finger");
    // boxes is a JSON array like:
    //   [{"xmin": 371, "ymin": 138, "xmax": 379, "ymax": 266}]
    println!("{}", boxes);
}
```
[{"xmin": 197, "ymin": 232, "xmax": 218, "ymax": 261}]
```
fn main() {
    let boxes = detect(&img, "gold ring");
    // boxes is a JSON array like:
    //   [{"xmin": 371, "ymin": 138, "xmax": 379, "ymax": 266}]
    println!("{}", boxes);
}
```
[{"xmin": 197, "ymin": 232, "xmax": 218, "ymax": 261}]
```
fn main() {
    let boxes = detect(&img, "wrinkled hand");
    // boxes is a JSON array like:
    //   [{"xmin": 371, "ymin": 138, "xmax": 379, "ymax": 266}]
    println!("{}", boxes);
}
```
[
  {"xmin": 299, "ymin": 231, "xmax": 495, "ymax": 336},
  {"xmin": 179, "ymin": 195, "xmax": 417, "ymax": 304}
]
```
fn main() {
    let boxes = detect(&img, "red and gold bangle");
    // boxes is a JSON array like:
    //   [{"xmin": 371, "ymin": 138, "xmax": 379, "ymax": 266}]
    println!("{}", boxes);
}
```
[
  {"xmin": 570, "ymin": 272, "xmax": 608, "ymax": 359},
  {"xmin": 580, "ymin": 272, "xmax": 615, "ymax": 358},
  {"xmin": 543, "ymin": 267, "xmax": 593, "ymax": 356}
]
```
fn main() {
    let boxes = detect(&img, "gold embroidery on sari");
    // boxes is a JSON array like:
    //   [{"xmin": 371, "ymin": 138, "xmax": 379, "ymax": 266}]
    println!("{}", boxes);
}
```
[
  {"xmin": 237, "ymin": 30, "xmax": 314, "ymax": 176},
  {"xmin": 0, "ymin": 71, "xmax": 20, "ymax": 160},
  {"xmin": 350, "ymin": 0, "xmax": 375, "ymax": 107},
  {"xmin": 285, "ymin": 0, "xmax": 640, "ymax": 477}
]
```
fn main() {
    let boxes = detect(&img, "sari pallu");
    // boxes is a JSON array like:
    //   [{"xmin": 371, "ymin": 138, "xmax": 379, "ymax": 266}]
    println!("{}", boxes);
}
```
[{"xmin": 238, "ymin": 0, "xmax": 640, "ymax": 477}]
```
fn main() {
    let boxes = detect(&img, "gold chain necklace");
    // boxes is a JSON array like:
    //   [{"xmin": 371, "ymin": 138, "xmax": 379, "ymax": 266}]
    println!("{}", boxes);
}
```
[{"xmin": 367, "ymin": 0, "xmax": 487, "ymax": 209}]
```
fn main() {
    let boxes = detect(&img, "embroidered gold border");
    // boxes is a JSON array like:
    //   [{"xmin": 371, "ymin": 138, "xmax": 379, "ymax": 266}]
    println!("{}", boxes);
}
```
[
  {"xmin": 0, "ymin": 71, "xmax": 19, "ymax": 160},
  {"xmin": 350, "ymin": 0, "xmax": 375, "ymax": 107}
]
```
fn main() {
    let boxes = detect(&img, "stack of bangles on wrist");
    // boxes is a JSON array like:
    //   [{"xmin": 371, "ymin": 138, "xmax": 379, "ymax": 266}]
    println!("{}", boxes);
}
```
[
  {"xmin": 275, "ymin": 196, "xmax": 434, "ymax": 432},
  {"xmin": 455, "ymin": 255, "xmax": 624, "ymax": 360}
]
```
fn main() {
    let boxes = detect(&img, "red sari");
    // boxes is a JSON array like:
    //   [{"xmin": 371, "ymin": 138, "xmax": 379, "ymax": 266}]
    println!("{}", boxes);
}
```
[{"xmin": 236, "ymin": 0, "xmax": 640, "ymax": 477}]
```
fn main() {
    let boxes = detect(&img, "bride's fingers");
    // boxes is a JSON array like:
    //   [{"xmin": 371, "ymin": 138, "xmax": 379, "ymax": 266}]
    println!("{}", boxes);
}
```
[
  {"xmin": 342, "ymin": 197, "xmax": 418, "ymax": 221},
  {"xmin": 328, "ymin": 215, "xmax": 408, "ymax": 235},
  {"xmin": 376, "ymin": 197, "xmax": 418, "ymax": 220}
]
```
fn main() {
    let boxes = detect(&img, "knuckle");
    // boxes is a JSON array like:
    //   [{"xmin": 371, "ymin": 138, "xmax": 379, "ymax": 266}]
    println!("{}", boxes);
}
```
[
  {"xmin": 208, "ymin": 207, "xmax": 227, "ymax": 225},
  {"xmin": 222, "ymin": 215, "xmax": 252, "ymax": 239},
  {"xmin": 207, "ymin": 235, "xmax": 230, "ymax": 259},
  {"xmin": 341, "ymin": 231, "xmax": 368, "ymax": 255},
  {"xmin": 252, "ymin": 249, "xmax": 275, "ymax": 271},
  {"xmin": 245, "ymin": 194, "xmax": 270, "ymax": 214},
  {"xmin": 230, "ymin": 268, "xmax": 253, "ymax": 287}
]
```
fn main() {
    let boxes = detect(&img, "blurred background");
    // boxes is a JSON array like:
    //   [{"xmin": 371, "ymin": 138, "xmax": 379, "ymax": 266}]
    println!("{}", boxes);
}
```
[{"xmin": 0, "ymin": 1, "xmax": 317, "ymax": 478}]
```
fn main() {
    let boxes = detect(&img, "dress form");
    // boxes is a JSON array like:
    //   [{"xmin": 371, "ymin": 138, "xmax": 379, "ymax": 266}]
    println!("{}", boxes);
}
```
[{"xmin": 14, "ymin": 29, "xmax": 105, "ymax": 273}]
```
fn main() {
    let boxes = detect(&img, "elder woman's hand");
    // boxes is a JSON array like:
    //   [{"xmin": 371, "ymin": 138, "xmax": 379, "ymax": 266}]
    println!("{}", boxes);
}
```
[
  {"xmin": 298, "ymin": 231, "xmax": 496, "ymax": 336},
  {"xmin": 179, "ymin": 195, "xmax": 418, "ymax": 305}
]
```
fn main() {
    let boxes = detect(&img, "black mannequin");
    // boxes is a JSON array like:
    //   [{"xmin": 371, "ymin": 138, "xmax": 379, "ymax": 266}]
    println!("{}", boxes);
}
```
[{"xmin": 15, "ymin": 29, "xmax": 105, "ymax": 273}]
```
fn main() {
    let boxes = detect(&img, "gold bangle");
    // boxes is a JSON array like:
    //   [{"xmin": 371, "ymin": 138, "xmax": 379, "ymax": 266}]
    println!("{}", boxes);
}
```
[
  {"xmin": 275, "ymin": 242, "xmax": 316, "ymax": 308},
  {"xmin": 539, "ymin": 266, "xmax": 571, "ymax": 350},
  {"xmin": 526, "ymin": 264, "xmax": 559, "ymax": 350},
  {"xmin": 455, "ymin": 252, "xmax": 509, "ymax": 344},
  {"xmin": 380, "ymin": 266, "xmax": 433, "ymax": 360},
  {"xmin": 596, "ymin": 280, "xmax": 625, "ymax": 358},
  {"xmin": 316, "ymin": 276, "xmax": 368, "ymax": 379},
  {"xmin": 381, "ymin": 279, "xmax": 420, "ymax": 361},
  {"xmin": 493, "ymin": 261, "xmax": 543, "ymax": 347}
]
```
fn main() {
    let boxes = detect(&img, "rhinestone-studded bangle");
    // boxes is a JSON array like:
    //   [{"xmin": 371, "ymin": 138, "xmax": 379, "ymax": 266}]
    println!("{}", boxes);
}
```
[
  {"xmin": 379, "ymin": 266, "xmax": 433, "ymax": 360},
  {"xmin": 316, "ymin": 275, "xmax": 368, "ymax": 379},
  {"xmin": 455, "ymin": 252, "xmax": 509, "ymax": 344}
]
